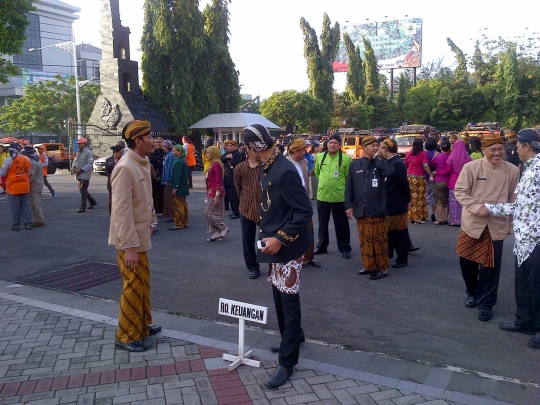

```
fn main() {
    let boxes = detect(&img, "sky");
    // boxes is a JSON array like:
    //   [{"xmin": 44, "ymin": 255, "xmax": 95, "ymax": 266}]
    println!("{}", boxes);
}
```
[{"xmin": 70, "ymin": 0, "xmax": 539, "ymax": 100}]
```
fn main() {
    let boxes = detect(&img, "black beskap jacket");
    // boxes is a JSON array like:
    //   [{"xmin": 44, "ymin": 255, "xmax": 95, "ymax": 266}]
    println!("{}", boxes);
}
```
[
  {"xmin": 345, "ymin": 156, "xmax": 394, "ymax": 218},
  {"xmin": 257, "ymin": 153, "xmax": 313, "ymax": 264},
  {"xmin": 385, "ymin": 155, "xmax": 411, "ymax": 216}
]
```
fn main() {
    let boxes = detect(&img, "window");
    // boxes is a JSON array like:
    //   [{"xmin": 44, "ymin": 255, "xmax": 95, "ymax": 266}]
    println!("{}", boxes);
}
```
[{"xmin": 13, "ymin": 14, "xmax": 42, "ymax": 70}]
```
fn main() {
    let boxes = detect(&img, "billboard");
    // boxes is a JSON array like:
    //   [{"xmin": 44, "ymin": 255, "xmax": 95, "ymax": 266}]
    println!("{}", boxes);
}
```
[
  {"xmin": 334, "ymin": 18, "xmax": 423, "ymax": 71},
  {"xmin": 21, "ymin": 68, "xmax": 70, "ymax": 87}
]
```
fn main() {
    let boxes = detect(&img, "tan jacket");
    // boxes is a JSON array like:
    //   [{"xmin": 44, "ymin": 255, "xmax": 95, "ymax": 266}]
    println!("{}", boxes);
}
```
[
  {"xmin": 287, "ymin": 156, "xmax": 310, "ymax": 197},
  {"xmin": 454, "ymin": 158, "xmax": 519, "ymax": 240},
  {"xmin": 108, "ymin": 149, "xmax": 157, "ymax": 252}
]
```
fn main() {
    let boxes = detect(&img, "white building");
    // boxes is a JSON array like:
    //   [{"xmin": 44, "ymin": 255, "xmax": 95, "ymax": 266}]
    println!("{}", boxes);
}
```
[{"xmin": 77, "ymin": 43, "xmax": 102, "ymax": 82}]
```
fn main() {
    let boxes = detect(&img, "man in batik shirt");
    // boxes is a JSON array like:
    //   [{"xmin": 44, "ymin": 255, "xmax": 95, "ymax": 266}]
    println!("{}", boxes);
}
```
[{"xmin": 483, "ymin": 128, "xmax": 540, "ymax": 349}]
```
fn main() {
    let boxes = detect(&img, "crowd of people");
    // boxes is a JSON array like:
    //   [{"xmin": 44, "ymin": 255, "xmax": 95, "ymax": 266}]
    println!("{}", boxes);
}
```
[{"xmin": 2, "ymin": 121, "xmax": 539, "ymax": 389}]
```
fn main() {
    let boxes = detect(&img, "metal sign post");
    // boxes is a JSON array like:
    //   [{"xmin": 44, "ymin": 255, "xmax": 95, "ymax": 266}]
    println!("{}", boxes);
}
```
[{"xmin": 218, "ymin": 298, "xmax": 267, "ymax": 371}]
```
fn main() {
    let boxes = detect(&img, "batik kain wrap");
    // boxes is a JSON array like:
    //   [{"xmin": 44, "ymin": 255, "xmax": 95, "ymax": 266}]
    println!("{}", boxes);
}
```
[
  {"xmin": 162, "ymin": 185, "xmax": 173, "ymax": 218},
  {"xmin": 172, "ymin": 196, "xmax": 188, "ymax": 228},
  {"xmin": 387, "ymin": 213, "xmax": 408, "ymax": 231},
  {"xmin": 356, "ymin": 217, "xmax": 388, "ymax": 273},
  {"xmin": 268, "ymin": 258, "xmax": 303, "ymax": 294},
  {"xmin": 434, "ymin": 182, "xmax": 449, "ymax": 206},
  {"xmin": 407, "ymin": 174, "xmax": 428, "ymax": 220},
  {"xmin": 205, "ymin": 197, "xmax": 227, "ymax": 233},
  {"xmin": 116, "ymin": 250, "xmax": 152, "ymax": 343},
  {"xmin": 303, "ymin": 219, "xmax": 315, "ymax": 263},
  {"xmin": 456, "ymin": 226, "xmax": 494, "ymax": 268}
]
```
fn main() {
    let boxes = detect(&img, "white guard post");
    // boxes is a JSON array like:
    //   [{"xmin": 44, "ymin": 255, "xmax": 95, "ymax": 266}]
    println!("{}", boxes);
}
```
[{"xmin": 218, "ymin": 298, "xmax": 268, "ymax": 371}]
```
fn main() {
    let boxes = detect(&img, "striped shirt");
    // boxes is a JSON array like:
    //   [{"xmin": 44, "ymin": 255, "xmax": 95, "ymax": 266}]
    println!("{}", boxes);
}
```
[{"xmin": 234, "ymin": 161, "xmax": 261, "ymax": 223}]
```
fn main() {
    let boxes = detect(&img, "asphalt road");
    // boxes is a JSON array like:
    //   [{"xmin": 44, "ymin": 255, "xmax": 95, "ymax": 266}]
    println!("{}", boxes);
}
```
[{"xmin": 1, "ymin": 171, "xmax": 539, "ymax": 384}]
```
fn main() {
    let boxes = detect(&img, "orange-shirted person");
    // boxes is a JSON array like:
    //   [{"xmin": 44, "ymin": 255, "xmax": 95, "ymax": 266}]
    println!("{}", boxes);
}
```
[
  {"xmin": 36, "ymin": 145, "xmax": 56, "ymax": 197},
  {"xmin": 0, "ymin": 143, "xmax": 34, "ymax": 230},
  {"xmin": 183, "ymin": 136, "xmax": 196, "ymax": 188}
]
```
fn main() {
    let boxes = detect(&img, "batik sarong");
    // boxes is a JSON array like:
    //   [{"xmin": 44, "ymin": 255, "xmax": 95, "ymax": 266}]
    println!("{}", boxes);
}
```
[
  {"xmin": 434, "ymin": 182, "xmax": 449, "ymax": 207},
  {"xmin": 407, "ymin": 174, "xmax": 428, "ymax": 221},
  {"xmin": 116, "ymin": 250, "xmax": 152, "ymax": 343},
  {"xmin": 205, "ymin": 197, "xmax": 227, "ymax": 233},
  {"xmin": 426, "ymin": 180, "xmax": 435, "ymax": 206},
  {"xmin": 357, "ymin": 217, "xmax": 389, "ymax": 273},
  {"xmin": 162, "ymin": 185, "xmax": 173, "ymax": 218},
  {"xmin": 448, "ymin": 189, "xmax": 462, "ymax": 225},
  {"xmin": 172, "ymin": 196, "xmax": 189, "ymax": 228},
  {"xmin": 387, "ymin": 213, "xmax": 408, "ymax": 232},
  {"xmin": 456, "ymin": 226, "xmax": 494, "ymax": 268},
  {"xmin": 268, "ymin": 257, "xmax": 303, "ymax": 294},
  {"xmin": 303, "ymin": 219, "xmax": 315, "ymax": 263}
]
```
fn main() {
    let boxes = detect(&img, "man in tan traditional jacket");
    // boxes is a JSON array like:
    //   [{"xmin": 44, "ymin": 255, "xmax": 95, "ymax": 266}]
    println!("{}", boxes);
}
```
[
  {"xmin": 454, "ymin": 133, "xmax": 520, "ymax": 322},
  {"xmin": 109, "ymin": 120, "xmax": 161, "ymax": 352},
  {"xmin": 287, "ymin": 139, "xmax": 320, "ymax": 268}
]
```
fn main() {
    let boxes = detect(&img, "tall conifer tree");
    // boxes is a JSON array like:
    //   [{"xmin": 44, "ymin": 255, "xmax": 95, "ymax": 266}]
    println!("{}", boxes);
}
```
[
  {"xmin": 362, "ymin": 37, "xmax": 379, "ymax": 93},
  {"xmin": 343, "ymin": 33, "xmax": 365, "ymax": 102}
]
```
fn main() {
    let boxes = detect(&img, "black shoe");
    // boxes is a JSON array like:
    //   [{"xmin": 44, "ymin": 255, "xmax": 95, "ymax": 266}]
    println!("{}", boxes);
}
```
[
  {"xmin": 431, "ymin": 214, "xmax": 436, "ymax": 222},
  {"xmin": 87, "ymin": 202, "xmax": 97, "ymax": 209},
  {"xmin": 265, "ymin": 366, "xmax": 294, "ymax": 389},
  {"xmin": 25, "ymin": 224, "xmax": 33, "ymax": 230},
  {"xmin": 115, "ymin": 340, "xmax": 147, "ymax": 352},
  {"xmin": 229, "ymin": 215, "xmax": 239, "ymax": 219},
  {"xmin": 12, "ymin": 226, "xmax": 20, "ymax": 231},
  {"xmin": 270, "ymin": 345, "xmax": 280, "ymax": 353},
  {"xmin": 357, "ymin": 269, "xmax": 369, "ymax": 275},
  {"xmin": 305, "ymin": 261, "xmax": 322, "ymax": 268},
  {"xmin": 148, "ymin": 324, "xmax": 162, "ymax": 335},
  {"xmin": 499, "ymin": 322, "xmax": 537, "ymax": 335},
  {"xmin": 408, "ymin": 246, "xmax": 420, "ymax": 252},
  {"xmin": 369, "ymin": 270, "xmax": 387, "ymax": 280},
  {"xmin": 465, "ymin": 295, "xmax": 477, "ymax": 308},
  {"xmin": 77, "ymin": 207, "xmax": 86, "ymax": 213},
  {"xmin": 528, "ymin": 333, "xmax": 540, "ymax": 349},
  {"xmin": 249, "ymin": 270, "xmax": 260, "ymax": 279},
  {"xmin": 478, "ymin": 308, "xmax": 492, "ymax": 322},
  {"xmin": 392, "ymin": 262, "xmax": 407, "ymax": 268},
  {"xmin": 152, "ymin": 229, "xmax": 160, "ymax": 235},
  {"xmin": 313, "ymin": 248, "xmax": 327, "ymax": 255},
  {"xmin": 342, "ymin": 252, "xmax": 351, "ymax": 259}
]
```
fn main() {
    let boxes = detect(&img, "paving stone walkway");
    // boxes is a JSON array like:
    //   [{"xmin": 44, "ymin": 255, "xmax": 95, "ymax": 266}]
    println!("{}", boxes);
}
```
[{"xmin": 0, "ymin": 296, "xmax": 505, "ymax": 405}]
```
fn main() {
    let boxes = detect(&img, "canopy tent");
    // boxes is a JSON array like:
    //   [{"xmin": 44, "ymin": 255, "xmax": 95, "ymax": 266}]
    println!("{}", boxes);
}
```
[{"xmin": 188, "ymin": 113, "xmax": 280, "ymax": 144}]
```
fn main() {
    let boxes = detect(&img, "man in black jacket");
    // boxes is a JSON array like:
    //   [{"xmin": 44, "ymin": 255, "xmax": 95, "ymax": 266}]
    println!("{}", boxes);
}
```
[
  {"xmin": 244, "ymin": 124, "xmax": 312, "ymax": 389},
  {"xmin": 221, "ymin": 140, "xmax": 243, "ymax": 219},
  {"xmin": 379, "ymin": 138, "xmax": 411, "ymax": 268},
  {"xmin": 345, "ymin": 137, "xmax": 394, "ymax": 280}
]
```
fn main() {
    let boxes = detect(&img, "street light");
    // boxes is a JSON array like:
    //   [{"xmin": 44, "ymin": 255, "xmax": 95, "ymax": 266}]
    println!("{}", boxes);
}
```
[{"xmin": 29, "ymin": 37, "xmax": 82, "ymax": 138}]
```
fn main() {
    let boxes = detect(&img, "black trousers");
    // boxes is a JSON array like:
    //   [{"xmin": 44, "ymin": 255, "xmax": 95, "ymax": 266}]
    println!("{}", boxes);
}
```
[
  {"xmin": 460, "ymin": 240, "xmax": 504, "ymax": 310},
  {"xmin": 272, "ymin": 285, "xmax": 301, "ymax": 369},
  {"xmin": 316, "ymin": 201, "xmax": 351, "ymax": 253},
  {"xmin": 152, "ymin": 182, "xmax": 164, "ymax": 214},
  {"xmin": 187, "ymin": 166, "xmax": 193, "ymax": 188},
  {"xmin": 514, "ymin": 244, "xmax": 540, "ymax": 328},
  {"xmin": 388, "ymin": 229, "xmax": 408, "ymax": 264},
  {"xmin": 43, "ymin": 176, "xmax": 55, "ymax": 195},
  {"xmin": 78, "ymin": 180, "xmax": 96, "ymax": 208},
  {"xmin": 240, "ymin": 215, "xmax": 259, "ymax": 273},
  {"xmin": 225, "ymin": 184, "xmax": 239, "ymax": 216}
]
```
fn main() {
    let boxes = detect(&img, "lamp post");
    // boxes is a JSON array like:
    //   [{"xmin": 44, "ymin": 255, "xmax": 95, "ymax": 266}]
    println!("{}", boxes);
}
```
[{"xmin": 30, "ymin": 37, "xmax": 82, "ymax": 138}]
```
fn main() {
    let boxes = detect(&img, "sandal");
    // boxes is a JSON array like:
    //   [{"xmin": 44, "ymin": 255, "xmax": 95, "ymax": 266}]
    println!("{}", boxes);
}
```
[
  {"xmin": 219, "ymin": 227, "xmax": 230, "ymax": 239},
  {"xmin": 206, "ymin": 232, "xmax": 221, "ymax": 242}
]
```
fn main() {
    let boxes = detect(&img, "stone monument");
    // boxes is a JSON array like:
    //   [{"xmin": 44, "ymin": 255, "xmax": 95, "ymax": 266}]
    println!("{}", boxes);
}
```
[{"xmin": 87, "ymin": 0, "xmax": 170, "ymax": 136}]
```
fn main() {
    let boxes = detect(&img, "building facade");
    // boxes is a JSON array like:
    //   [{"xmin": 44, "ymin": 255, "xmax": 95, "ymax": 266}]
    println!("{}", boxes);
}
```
[
  {"xmin": 77, "ymin": 44, "xmax": 102, "ymax": 82},
  {"xmin": 0, "ymin": 0, "xmax": 80, "ymax": 107}
]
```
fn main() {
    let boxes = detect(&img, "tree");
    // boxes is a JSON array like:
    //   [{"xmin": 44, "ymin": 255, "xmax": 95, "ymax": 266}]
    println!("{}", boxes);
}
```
[
  {"xmin": 141, "ymin": 0, "xmax": 219, "ymax": 133},
  {"xmin": 203, "ymin": 0, "xmax": 240, "ymax": 113},
  {"xmin": 395, "ymin": 72, "xmax": 412, "ymax": 123},
  {"xmin": 362, "ymin": 37, "xmax": 379, "ymax": 93},
  {"xmin": 0, "ymin": 76, "xmax": 99, "ymax": 134},
  {"xmin": 401, "ymin": 80, "xmax": 437, "ymax": 125},
  {"xmin": 446, "ymin": 38, "xmax": 468, "ymax": 81},
  {"xmin": 300, "ymin": 14, "xmax": 340, "ymax": 111},
  {"xmin": 260, "ymin": 90, "xmax": 331, "ymax": 134},
  {"xmin": 343, "ymin": 33, "xmax": 365, "ymax": 102},
  {"xmin": 332, "ymin": 93, "xmax": 372, "ymax": 129},
  {"xmin": 0, "ymin": 0, "xmax": 35, "ymax": 83},
  {"xmin": 494, "ymin": 43, "xmax": 519, "ymax": 129}
]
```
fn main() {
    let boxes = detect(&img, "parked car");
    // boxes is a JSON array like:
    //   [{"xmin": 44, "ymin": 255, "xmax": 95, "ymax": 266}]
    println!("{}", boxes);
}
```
[
  {"xmin": 33, "ymin": 143, "xmax": 71, "ymax": 171},
  {"xmin": 93, "ymin": 156, "xmax": 107, "ymax": 175}
]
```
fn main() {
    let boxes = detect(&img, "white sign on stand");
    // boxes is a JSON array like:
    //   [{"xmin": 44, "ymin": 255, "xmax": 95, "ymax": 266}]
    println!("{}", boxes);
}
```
[{"xmin": 218, "ymin": 298, "xmax": 268, "ymax": 371}]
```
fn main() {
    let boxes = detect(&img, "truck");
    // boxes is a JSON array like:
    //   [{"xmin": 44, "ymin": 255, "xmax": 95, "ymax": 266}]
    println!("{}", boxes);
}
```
[
  {"xmin": 33, "ymin": 143, "xmax": 72, "ymax": 173},
  {"xmin": 334, "ymin": 128, "xmax": 372, "ymax": 159}
]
